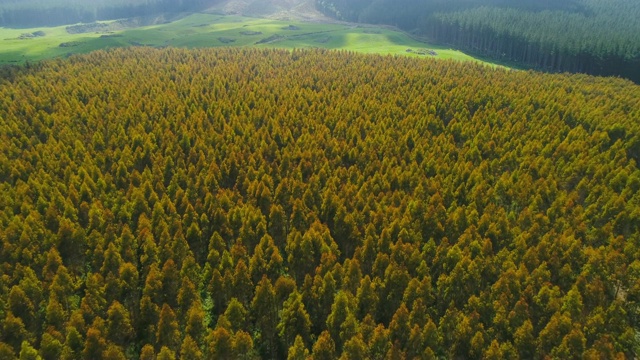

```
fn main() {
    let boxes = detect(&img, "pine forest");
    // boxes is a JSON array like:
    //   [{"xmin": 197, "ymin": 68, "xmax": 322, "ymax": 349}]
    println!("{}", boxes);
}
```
[{"xmin": 0, "ymin": 47, "xmax": 639, "ymax": 359}]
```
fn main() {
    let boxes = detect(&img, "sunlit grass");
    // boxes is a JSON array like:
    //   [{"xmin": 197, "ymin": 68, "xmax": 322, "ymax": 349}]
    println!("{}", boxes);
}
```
[{"xmin": 0, "ymin": 13, "xmax": 506, "ymax": 67}]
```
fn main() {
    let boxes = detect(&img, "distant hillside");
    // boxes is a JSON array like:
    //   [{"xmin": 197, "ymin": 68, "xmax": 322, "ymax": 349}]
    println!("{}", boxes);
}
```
[
  {"xmin": 0, "ymin": 0, "xmax": 214, "ymax": 28},
  {"xmin": 0, "ymin": 0, "xmax": 325, "ymax": 28},
  {"xmin": 206, "ymin": 0, "xmax": 327, "ymax": 21}
]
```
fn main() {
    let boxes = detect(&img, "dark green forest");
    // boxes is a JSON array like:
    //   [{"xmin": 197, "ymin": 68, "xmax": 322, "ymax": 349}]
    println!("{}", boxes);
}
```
[
  {"xmin": 0, "ymin": 47, "xmax": 639, "ymax": 359},
  {"xmin": 0, "ymin": 0, "xmax": 213, "ymax": 28},
  {"xmin": 315, "ymin": 0, "xmax": 640, "ymax": 82}
]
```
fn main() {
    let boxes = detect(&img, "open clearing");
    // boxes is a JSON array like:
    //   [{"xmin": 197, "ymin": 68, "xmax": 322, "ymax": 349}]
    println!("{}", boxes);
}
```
[{"xmin": 0, "ymin": 13, "xmax": 502, "ymax": 66}]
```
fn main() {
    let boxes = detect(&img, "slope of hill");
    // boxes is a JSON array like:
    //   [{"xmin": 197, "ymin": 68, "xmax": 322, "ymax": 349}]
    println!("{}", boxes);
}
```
[
  {"xmin": 0, "ymin": 13, "xmax": 493, "ymax": 66},
  {"xmin": 0, "ymin": 47, "xmax": 638, "ymax": 359}
]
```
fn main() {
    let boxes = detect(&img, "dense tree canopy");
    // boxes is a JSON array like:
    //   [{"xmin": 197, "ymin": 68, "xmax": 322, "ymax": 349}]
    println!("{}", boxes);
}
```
[
  {"xmin": 316, "ymin": 0, "xmax": 640, "ymax": 82},
  {"xmin": 0, "ymin": 47, "xmax": 639, "ymax": 359}
]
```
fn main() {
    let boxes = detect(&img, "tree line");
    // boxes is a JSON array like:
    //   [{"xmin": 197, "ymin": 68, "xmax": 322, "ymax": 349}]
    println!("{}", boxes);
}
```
[
  {"xmin": 0, "ymin": 47, "xmax": 639, "ymax": 359},
  {"xmin": 315, "ymin": 0, "xmax": 640, "ymax": 82}
]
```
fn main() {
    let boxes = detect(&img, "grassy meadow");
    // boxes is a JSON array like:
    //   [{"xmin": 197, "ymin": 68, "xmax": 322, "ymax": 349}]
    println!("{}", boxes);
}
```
[{"xmin": 0, "ymin": 13, "xmax": 499, "ymax": 66}]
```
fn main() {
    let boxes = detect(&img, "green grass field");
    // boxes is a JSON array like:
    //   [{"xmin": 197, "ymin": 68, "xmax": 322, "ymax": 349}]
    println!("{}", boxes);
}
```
[{"xmin": 0, "ymin": 13, "xmax": 502, "ymax": 66}]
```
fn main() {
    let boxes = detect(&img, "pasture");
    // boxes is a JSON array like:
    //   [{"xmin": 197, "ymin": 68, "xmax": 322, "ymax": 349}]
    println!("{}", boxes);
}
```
[{"xmin": 0, "ymin": 13, "xmax": 499, "ymax": 66}]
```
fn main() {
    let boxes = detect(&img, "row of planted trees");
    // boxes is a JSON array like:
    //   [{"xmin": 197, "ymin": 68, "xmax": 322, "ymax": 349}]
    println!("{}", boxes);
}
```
[
  {"xmin": 0, "ymin": 47, "xmax": 639, "ymax": 359},
  {"xmin": 425, "ymin": 1, "xmax": 640, "ymax": 81}
]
